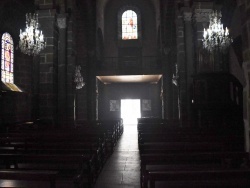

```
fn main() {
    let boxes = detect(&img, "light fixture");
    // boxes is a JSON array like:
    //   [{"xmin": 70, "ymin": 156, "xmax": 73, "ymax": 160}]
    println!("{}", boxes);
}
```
[
  {"xmin": 202, "ymin": 10, "xmax": 232, "ymax": 52},
  {"xmin": 74, "ymin": 65, "xmax": 85, "ymax": 89},
  {"xmin": 172, "ymin": 64, "xmax": 179, "ymax": 86},
  {"xmin": 19, "ymin": 13, "xmax": 46, "ymax": 56}
]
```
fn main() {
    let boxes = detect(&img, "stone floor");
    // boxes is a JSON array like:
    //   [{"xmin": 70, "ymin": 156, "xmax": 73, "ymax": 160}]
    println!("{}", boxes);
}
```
[{"xmin": 94, "ymin": 124, "xmax": 140, "ymax": 188}]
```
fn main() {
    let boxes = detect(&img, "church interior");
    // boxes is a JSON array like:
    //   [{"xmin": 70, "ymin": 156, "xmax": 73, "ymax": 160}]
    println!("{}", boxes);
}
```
[{"xmin": 1, "ymin": 0, "xmax": 250, "ymax": 187}]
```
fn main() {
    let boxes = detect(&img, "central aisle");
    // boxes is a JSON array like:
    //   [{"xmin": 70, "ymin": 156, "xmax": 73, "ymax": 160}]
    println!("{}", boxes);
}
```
[{"xmin": 94, "ymin": 124, "xmax": 140, "ymax": 188}]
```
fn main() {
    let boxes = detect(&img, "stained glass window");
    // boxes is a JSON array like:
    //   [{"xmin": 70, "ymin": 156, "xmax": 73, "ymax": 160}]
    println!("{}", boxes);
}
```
[
  {"xmin": 122, "ymin": 10, "xmax": 138, "ymax": 40},
  {"xmin": 1, "ymin": 33, "xmax": 14, "ymax": 83}
]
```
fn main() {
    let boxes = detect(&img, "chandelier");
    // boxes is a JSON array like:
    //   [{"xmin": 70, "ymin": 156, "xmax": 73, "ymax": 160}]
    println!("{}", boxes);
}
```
[
  {"xmin": 74, "ymin": 65, "xmax": 85, "ymax": 89},
  {"xmin": 19, "ymin": 13, "xmax": 46, "ymax": 56},
  {"xmin": 202, "ymin": 10, "xmax": 232, "ymax": 52}
]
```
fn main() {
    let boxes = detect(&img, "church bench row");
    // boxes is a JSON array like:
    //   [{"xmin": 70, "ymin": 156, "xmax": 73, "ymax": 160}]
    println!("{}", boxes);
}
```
[
  {"xmin": 0, "ymin": 127, "xmax": 112, "ymax": 160},
  {"xmin": 5, "ymin": 118, "xmax": 123, "ymax": 153},
  {"xmin": 147, "ymin": 169, "xmax": 250, "ymax": 188},
  {"xmin": 0, "ymin": 137, "xmax": 105, "ymax": 177},
  {"xmin": 140, "ymin": 151, "xmax": 249, "ymax": 187},
  {"xmin": 0, "ymin": 169, "xmax": 57, "ymax": 188},
  {"xmin": 137, "ymin": 123, "xmax": 243, "ymax": 135},
  {"xmin": 0, "ymin": 119, "xmax": 123, "ymax": 187},
  {"xmin": 0, "ymin": 153, "xmax": 95, "ymax": 188},
  {"xmin": 137, "ymin": 118, "xmax": 249, "ymax": 188},
  {"xmin": 75, "ymin": 125, "xmax": 116, "ymax": 152},
  {"xmin": 139, "ymin": 142, "xmax": 225, "ymax": 155},
  {"xmin": 138, "ymin": 134, "xmax": 244, "ymax": 152},
  {"xmin": 137, "ymin": 123, "xmax": 245, "ymax": 153},
  {"xmin": 0, "ymin": 133, "xmax": 104, "ymax": 187},
  {"xmin": 74, "ymin": 122, "xmax": 123, "ymax": 152},
  {"xmin": 138, "ymin": 133, "xmax": 244, "ymax": 144},
  {"xmin": 77, "ymin": 119, "xmax": 123, "ymax": 140}
]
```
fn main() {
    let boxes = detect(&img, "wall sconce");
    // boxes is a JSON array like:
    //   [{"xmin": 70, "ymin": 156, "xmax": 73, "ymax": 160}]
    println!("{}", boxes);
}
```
[
  {"xmin": 172, "ymin": 64, "xmax": 179, "ymax": 86},
  {"xmin": 74, "ymin": 65, "xmax": 85, "ymax": 89}
]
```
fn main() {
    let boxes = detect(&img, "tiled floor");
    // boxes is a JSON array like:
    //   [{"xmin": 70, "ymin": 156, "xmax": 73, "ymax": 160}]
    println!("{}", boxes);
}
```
[{"xmin": 94, "ymin": 124, "xmax": 140, "ymax": 188}]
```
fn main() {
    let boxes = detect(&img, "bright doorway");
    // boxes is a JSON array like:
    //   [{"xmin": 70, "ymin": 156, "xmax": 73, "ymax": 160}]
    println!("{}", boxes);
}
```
[{"xmin": 121, "ymin": 99, "xmax": 141, "ymax": 125}]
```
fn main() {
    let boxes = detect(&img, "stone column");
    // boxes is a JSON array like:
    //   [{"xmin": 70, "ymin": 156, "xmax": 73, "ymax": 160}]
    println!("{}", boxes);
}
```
[
  {"xmin": 65, "ymin": 5, "xmax": 76, "ymax": 126},
  {"xmin": 243, "ymin": 61, "xmax": 250, "ymax": 152},
  {"xmin": 37, "ymin": 9, "xmax": 58, "ymax": 127},
  {"xmin": 176, "ymin": 13, "xmax": 187, "ymax": 126},
  {"xmin": 163, "ymin": 48, "xmax": 173, "ymax": 120},
  {"xmin": 238, "ymin": 0, "xmax": 250, "ymax": 152},
  {"xmin": 32, "ymin": 56, "xmax": 40, "ymax": 121},
  {"xmin": 193, "ymin": 8, "xmax": 213, "ymax": 72},
  {"xmin": 96, "ymin": 78, "xmax": 99, "ymax": 120},
  {"xmin": 57, "ymin": 15, "xmax": 67, "ymax": 127},
  {"xmin": 183, "ymin": 10, "xmax": 194, "ymax": 125}
]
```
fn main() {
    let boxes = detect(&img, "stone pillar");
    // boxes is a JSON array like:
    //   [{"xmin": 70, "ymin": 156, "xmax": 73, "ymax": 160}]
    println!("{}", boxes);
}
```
[
  {"xmin": 176, "ymin": 13, "xmax": 187, "ymax": 126},
  {"xmin": 37, "ymin": 9, "xmax": 58, "ymax": 126},
  {"xmin": 238, "ymin": 0, "xmax": 250, "ymax": 152},
  {"xmin": 96, "ymin": 78, "xmax": 99, "ymax": 120},
  {"xmin": 57, "ymin": 15, "xmax": 67, "ymax": 127},
  {"xmin": 162, "ymin": 48, "xmax": 173, "ymax": 120},
  {"xmin": 66, "ymin": 15, "xmax": 75, "ymax": 126},
  {"xmin": 243, "ymin": 61, "xmax": 250, "ymax": 152},
  {"xmin": 193, "ymin": 7, "xmax": 213, "ymax": 72},
  {"xmin": 183, "ymin": 10, "xmax": 194, "ymax": 125},
  {"xmin": 161, "ymin": 0, "xmax": 176, "ymax": 121},
  {"xmin": 32, "ymin": 56, "xmax": 40, "ymax": 121}
]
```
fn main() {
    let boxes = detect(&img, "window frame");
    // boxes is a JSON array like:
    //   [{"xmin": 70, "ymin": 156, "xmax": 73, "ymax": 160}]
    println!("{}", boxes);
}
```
[
  {"xmin": 121, "ymin": 10, "xmax": 138, "ymax": 40},
  {"xmin": 1, "ymin": 32, "xmax": 14, "ymax": 84},
  {"xmin": 1, "ymin": 32, "xmax": 22, "ymax": 92},
  {"xmin": 118, "ymin": 6, "xmax": 141, "ymax": 41}
]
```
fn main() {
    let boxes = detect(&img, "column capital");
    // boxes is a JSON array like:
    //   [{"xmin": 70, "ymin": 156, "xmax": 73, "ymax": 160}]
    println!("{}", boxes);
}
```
[
  {"xmin": 183, "ymin": 12, "xmax": 192, "ymax": 22},
  {"xmin": 194, "ymin": 9, "xmax": 213, "ymax": 22},
  {"xmin": 57, "ymin": 16, "xmax": 67, "ymax": 29}
]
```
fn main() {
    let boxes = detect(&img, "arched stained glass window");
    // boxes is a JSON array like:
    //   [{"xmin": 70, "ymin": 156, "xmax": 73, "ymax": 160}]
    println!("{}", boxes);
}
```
[
  {"xmin": 122, "ymin": 10, "xmax": 138, "ymax": 40},
  {"xmin": 1, "ymin": 32, "xmax": 14, "ymax": 83}
]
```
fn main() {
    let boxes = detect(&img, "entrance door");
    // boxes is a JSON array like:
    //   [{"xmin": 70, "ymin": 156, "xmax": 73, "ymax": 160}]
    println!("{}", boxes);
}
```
[{"xmin": 121, "ymin": 99, "xmax": 141, "ymax": 125}]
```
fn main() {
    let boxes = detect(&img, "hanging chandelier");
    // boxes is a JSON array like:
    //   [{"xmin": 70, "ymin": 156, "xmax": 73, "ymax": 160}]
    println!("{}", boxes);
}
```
[
  {"xmin": 19, "ymin": 13, "xmax": 46, "ymax": 56},
  {"xmin": 202, "ymin": 10, "xmax": 232, "ymax": 52},
  {"xmin": 74, "ymin": 65, "xmax": 85, "ymax": 89}
]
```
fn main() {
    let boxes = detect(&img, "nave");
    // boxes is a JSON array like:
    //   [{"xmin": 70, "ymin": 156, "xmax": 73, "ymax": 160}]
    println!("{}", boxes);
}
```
[{"xmin": 94, "ymin": 124, "xmax": 140, "ymax": 188}]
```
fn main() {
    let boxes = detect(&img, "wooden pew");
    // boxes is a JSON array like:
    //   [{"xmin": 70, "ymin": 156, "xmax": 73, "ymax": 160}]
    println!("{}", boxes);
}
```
[
  {"xmin": 74, "ymin": 124, "xmax": 116, "ymax": 154},
  {"xmin": 139, "ymin": 141, "xmax": 225, "ymax": 154},
  {"xmin": 0, "ymin": 153, "xmax": 95, "ymax": 188},
  {"xmin": 140, "ymin": 152, "xmax": 249, "ymax": 188},
  {"xmin": 139, "ymin": 132, "xmax": 244, "ymax": 152},
  {"xmin": 0, "ymin": 131, "xmax": 107, "ymax": 172},
  {"xmin": 0, "ymin": 141, "xmax": 102, "ymax": 177},
  {"xmin": 137, "ymin": 119, "xmax": 248, "ymax": 188},
  {"xmin": 0, "ymin": 119, "xmax": 124, "ymax": 187},
  {"xmin": 148, "ymin": 169, "xmax": 250, "ymax": 188},
  {"xmin": 0, "ymin": 169, "xmax": 57, "ymax": 188}
]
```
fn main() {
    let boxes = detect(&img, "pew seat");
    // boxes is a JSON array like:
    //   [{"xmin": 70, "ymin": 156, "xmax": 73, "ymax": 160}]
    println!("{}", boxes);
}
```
[
  {"xmin": 147, "ymin": 169, "xmax": 250, "ymax": 188},
  {"xmin": 0, "ymin": 153, "xmax": 95, "ymax": 188},
  {"xmin": 0, "ymin": 169, "xmax": 57, "ymax": 188}
]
